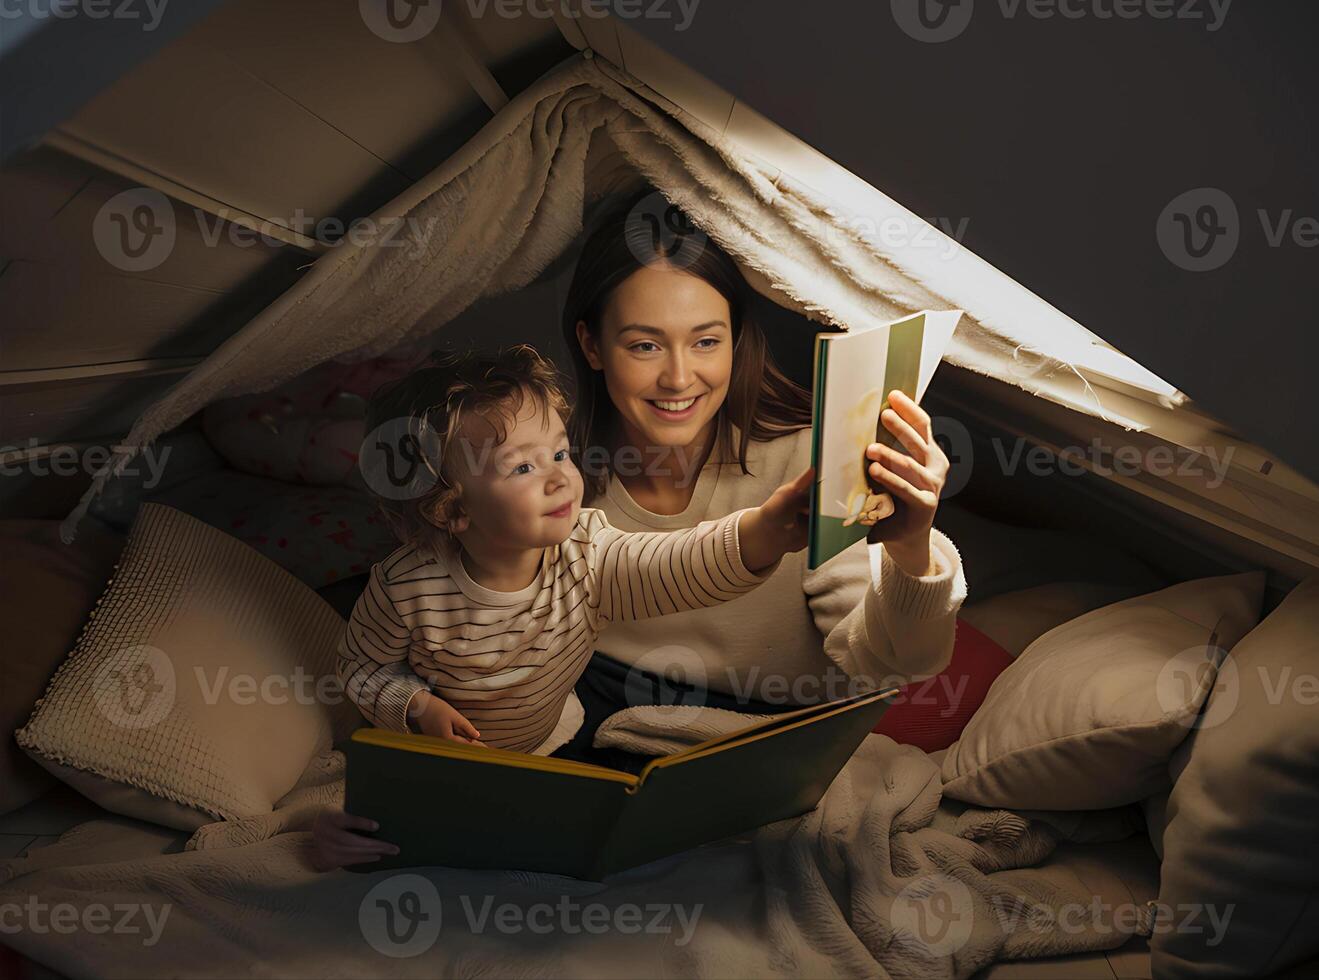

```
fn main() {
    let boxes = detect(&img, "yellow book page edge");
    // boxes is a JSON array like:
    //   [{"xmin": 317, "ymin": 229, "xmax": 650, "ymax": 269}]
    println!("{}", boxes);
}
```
[{"xmin": 350, "ymin": 728, "xmax": 639, "ymax": 788}]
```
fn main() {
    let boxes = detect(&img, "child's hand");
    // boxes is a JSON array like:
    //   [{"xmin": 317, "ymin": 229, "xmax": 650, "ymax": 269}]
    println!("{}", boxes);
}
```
[
  {"xmin": 738, "ymin": 466, "xmax": 814, "ymax": 572},
  {"xmin": 408, "ymin": 690, "xmax": 482, "ymax": 743},
  {"xmin": 310, "ymin": 805, "xmax": 399, "ymax": 871}
]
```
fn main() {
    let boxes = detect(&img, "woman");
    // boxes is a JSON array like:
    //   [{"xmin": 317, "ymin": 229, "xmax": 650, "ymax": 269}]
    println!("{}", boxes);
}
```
[
  {"xmin": 551, "ymin": 194, "xmax": 968, "ymax": 767},
  {"xmin": 311, "ymin": 195, "xmax": 968, "ymax": 868}
]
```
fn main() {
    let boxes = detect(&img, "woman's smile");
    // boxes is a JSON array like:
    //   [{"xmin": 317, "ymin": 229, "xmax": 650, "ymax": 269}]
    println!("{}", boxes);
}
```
[{"xmin": 645, "ymin": 392, "xmax": 706, "ymax": 421}]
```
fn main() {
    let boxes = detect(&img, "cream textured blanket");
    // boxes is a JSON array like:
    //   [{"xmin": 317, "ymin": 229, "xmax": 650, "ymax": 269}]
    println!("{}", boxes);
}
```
[{"xmin": 0, "ymin": 729, "xmax": 1151, "ymax": 979}]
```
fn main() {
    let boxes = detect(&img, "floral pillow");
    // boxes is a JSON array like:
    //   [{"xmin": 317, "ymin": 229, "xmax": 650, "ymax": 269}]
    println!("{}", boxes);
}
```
[
  {"xmin": 201, "ymin": 356, "xmax": 423, "ymax": 486},
  {"xmin": 153, "ymin": 470, "xmax": 400, "ymax": 588}
]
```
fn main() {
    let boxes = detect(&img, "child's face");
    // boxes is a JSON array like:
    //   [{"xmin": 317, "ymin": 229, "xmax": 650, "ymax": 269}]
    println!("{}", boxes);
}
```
[{"xmin": 445, "ymin": 394, "xmax": 583, "ymax": 552}]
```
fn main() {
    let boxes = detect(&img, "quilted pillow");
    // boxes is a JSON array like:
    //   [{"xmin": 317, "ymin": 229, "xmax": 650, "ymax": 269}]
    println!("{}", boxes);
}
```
[{"xmin": 16, "ymin": 504, "xmax": 359, "ymax": 830}]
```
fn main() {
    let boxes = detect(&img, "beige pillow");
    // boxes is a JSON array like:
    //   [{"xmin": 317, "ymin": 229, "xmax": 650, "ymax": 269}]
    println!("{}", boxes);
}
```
[
  {"xmin": 942, "ymin": 572, "xmax": 1265, "ymax": 810},
  {"xmin": 16, "ymin": 504, "xmax": 359, "ymax": 830},
  {"xmin": 958, "ymin": 581, "xmax": 1140, "ymax": 657},
  {"xmin": 1153, "ymin": 575, "xmax": 1319, "ymax": 978}
]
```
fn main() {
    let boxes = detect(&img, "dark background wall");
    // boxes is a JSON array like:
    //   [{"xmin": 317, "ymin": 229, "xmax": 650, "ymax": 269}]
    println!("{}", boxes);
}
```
[{"xmin": 624, "ymin": 0, "xmax": 1319, "ymax": 481}]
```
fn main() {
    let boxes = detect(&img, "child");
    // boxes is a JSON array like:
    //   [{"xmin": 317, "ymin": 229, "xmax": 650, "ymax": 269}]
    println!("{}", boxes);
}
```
[{"xmin": 316, "ymin": 346, "xmax": 812, "ymax": 869}]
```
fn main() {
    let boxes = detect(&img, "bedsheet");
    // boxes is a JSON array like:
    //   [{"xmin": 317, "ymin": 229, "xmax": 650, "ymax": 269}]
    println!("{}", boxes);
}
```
[{"xmin": 0, "ymin": 732, "xmax": 1155, "ymax": 980}]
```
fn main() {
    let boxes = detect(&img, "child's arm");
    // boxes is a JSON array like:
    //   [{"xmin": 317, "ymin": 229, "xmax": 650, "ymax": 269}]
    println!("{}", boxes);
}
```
[
  {"xmin": 591, "ymin": 466, "xmax": 813, "ymax": 625},
  {"xmin": 405, "ymin": 689, "xmax": 481, "ymax": 742},
  {"xmin": 335, "ymin": 564, "xmax": 429, "ymax": 733},
  {"xmin": 733, "ymin": 465, "xmax": 814, "ymax": 572}
]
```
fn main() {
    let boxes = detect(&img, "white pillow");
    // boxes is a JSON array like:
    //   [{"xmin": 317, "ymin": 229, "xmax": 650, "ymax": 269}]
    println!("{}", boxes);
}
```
[
  {"xmin": 941, "ymin": 572, "xmax": 1265, "ymax": 810},
  {"xmin": 16, "ymin": 504, "xmax": 359, "ymax": 830}
]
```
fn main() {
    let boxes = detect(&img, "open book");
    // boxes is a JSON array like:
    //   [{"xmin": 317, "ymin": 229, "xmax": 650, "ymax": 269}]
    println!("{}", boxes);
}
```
[
  {"xmin": 808, "ymin": 310, "xmax": 963, "ymax": 569},
  {"xmin": 343, "ymin": 687, "xmax": 897, "ymax": 880}
]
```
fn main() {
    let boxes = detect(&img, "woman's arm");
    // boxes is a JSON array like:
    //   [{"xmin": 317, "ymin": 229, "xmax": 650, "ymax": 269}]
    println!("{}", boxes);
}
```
[
  {"xmin": 799, "ymin": 393, "xmax": 969, "ymax": 682},
  {"xmin": 804, "ymin": 528, "xmax": 966, "ymax": 683}
]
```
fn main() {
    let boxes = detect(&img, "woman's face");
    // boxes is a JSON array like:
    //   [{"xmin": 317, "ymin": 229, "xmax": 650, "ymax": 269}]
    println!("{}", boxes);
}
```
[{"xmin": 576, "ymin": 264, "xmax": 733, "ymax": 457}]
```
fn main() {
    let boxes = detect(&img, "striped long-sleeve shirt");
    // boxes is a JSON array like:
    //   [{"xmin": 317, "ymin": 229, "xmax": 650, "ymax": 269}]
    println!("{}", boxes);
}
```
[{"xmin": 336, "ymin": 507, "xmax": 776, "ymax": 753}]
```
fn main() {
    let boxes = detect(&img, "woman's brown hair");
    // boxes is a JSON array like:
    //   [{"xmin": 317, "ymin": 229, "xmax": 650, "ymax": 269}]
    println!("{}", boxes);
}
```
[{"xmin": 561, "ymin": 192, "xmax": 812, "ymax": 503}]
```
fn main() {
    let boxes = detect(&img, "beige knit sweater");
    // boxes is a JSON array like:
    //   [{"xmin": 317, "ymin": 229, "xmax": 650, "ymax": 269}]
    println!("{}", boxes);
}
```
[{"xmin": 592, "ymin": 425, "xmax": 968, "ymax": 705}]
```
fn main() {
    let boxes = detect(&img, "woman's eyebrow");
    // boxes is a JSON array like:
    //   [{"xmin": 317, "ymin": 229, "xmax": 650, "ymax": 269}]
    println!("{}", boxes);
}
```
[{"xmin": 618, "ymin": 320, "xmax": 728, "ymax": 336}]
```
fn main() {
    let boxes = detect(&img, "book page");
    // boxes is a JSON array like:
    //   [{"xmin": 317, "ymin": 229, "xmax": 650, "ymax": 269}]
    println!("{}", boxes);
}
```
[{"xmin": 809, "ymin": 310, "xmax": 962, "ymax": 568}]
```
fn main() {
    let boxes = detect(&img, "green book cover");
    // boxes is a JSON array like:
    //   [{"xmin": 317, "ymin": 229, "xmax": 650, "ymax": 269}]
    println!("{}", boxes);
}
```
[
  {"xmin": 342, "ymin": 687, "xmax": 897, "ymax": 880},
  {"xmin": 808, "ymin": 310, "xmax": 962, "ymax": 569}
]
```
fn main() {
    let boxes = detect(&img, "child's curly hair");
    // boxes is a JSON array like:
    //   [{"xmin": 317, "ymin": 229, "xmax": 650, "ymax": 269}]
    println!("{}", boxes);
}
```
[{"xmin": 362, "ymin": 345, "xmax": 571, "ymax": 552}]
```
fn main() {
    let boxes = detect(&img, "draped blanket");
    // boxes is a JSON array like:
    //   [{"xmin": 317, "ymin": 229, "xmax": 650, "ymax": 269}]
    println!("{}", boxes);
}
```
[
  {"xmin": 0, "ymin": 732, "xmax": 1151, "ymax": 979},
  {"xmin": 62, "ymin": 52, "xmax": 1101, "ymax": 543}
]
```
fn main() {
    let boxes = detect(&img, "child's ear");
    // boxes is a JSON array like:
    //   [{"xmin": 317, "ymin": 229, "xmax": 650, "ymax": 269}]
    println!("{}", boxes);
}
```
[
  {"xmin": 422, "ymin": 496, "xmax": 468, "ymax": 535},
  {"xmin": 575, "ymin": 319, "xmax": 604, "ymax": 371}
]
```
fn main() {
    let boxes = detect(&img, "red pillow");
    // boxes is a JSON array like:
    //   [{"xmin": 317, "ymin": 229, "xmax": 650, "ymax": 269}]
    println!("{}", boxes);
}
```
[{"xmin": 871, "ymin": 619, "xmax": 1013, "ymax": 752}]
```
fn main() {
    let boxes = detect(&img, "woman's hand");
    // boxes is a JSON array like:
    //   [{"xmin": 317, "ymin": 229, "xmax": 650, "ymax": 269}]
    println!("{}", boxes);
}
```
[
  {"xmin": 408, "ymin": 690, "xmax": 481, "ymax": 743},
  {"xmin": 310, "ymin": 806, "xmax": 399, "ymax": 871},
  {"xmin": 864, "ymin": 390, "xmax": 949, "ymax": 576},
  {"xmin": 739, "ymin": 466, "xmax": 815, "ymax": 572}
]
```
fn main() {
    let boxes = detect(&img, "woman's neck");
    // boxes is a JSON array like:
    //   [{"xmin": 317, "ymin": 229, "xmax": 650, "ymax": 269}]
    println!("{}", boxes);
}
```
[{"xmin": 613, "ymin": 420, "xmax": 719, "ymax": 516}]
